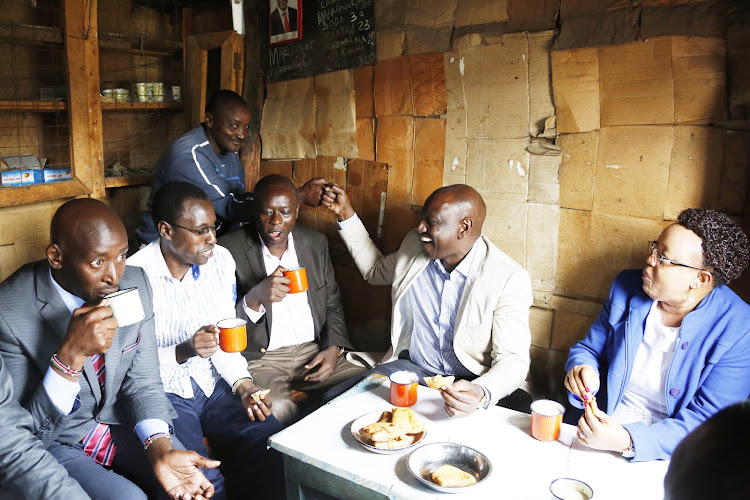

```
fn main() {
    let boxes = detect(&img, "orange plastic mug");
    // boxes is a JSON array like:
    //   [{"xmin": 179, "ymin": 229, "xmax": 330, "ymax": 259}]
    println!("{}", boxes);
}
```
[
  {"xmin": 389, "ymin": 370, "xmax": 419, "ymax": 407},
  {"xmin": 216, "ymin": 318, "xmax": 247, "ymax": 353},
  {"xmin": 530, "ymin": 399, "xmax": 565, "ymax": 441},
  {"xmin": 283, "ymin": 267, "xmax": 309, "ymax": 294}
]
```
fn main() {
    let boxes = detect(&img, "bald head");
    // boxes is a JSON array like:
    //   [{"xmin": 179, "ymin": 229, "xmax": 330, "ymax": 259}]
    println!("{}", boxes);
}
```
[
  {"xmin": 418, "ymin": 184, "xmax": 486, "ymax": 271},
  {"xmin": 47, "ymin": 199, "xmax": 129, "ymax": 303},
  {"xmin": 426, "ymin": 184, "xmax": 486, "ymax": 235},
  {"xmin": 50, "ymin": 199, "xmax": 126, "ymax": 251}
]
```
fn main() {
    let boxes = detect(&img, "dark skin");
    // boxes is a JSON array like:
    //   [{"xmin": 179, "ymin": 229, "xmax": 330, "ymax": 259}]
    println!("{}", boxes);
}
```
[
  {"xmin": 157, "ymin": 197, "xmax": 274, "ymax": 421},
  {"xmin": 322, "ymin": 184, "xmax": 488, "ymax": 415},
  {"xmin": 47, "ymin": 198, "xmax": 219, "ymax": 500},
  {"xmin": 245, "ymin": 177, "xmax": 341, "ymax": 382},
  {"xmin": 203, "ymin": 100, "xmax": 327, "ymax": 208}
]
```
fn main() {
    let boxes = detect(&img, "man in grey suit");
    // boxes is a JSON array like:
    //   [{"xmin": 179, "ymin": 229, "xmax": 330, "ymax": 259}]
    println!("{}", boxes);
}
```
[
  {"xmin": 0, "ymin": 354, "xmax": 89, "ymax": 499},
  {"xmin": 219, "ymin": 174, "xmax": 364, "ymax": 424},
  {"xmin": 0, "ymin": 199, "xmax": 219, "ymax": 500}
]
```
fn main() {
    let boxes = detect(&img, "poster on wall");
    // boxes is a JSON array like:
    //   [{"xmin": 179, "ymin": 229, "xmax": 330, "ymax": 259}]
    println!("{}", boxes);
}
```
[{"xmin": 265, "ymin": 0, "xmax": 376, "ymax": 82}]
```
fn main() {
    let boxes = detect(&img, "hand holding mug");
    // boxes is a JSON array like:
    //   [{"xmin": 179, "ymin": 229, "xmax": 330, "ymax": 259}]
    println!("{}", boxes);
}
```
[
  {"xmin": 58, "ymin": 302, "xmax": 118, "ymax": 372},
  {"xmin": 243, "ymin": 266, "xmax": 290, "ymax": 311},
  {"xmin": 192, "ymin": 325, "xmax": 219, "ymax": 358}
]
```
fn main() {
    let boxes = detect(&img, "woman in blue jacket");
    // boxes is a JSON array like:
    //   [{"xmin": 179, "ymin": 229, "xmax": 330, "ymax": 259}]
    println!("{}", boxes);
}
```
[{"xmin": 565, "ymin": 208, "xmax": 750, "ymax": 462}]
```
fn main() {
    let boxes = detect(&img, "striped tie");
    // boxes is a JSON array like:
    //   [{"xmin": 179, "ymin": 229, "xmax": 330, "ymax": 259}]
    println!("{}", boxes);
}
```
[{"xmin": 81, "ymin": 354, "xmax": 116, "ymax": 466}]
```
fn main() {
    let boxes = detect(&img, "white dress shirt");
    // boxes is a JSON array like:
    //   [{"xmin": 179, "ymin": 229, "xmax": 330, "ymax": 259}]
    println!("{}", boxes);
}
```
[
  {"xmin": 242, "ymin": 232, "xmax": 316, "ymax": 350},
  {"xmin": 128, "ymin": 241, "xmax": 251, "ymax": 399}
]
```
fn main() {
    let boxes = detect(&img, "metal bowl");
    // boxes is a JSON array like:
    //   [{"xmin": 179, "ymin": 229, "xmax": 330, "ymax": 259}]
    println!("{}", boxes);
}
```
[
  {"xmin": 407, "ymin": 442, "xmax": 492, "ymax": 493},
  {"xmin": 549, "ymin": 478, "xmax": 594, "ymax": 499}
]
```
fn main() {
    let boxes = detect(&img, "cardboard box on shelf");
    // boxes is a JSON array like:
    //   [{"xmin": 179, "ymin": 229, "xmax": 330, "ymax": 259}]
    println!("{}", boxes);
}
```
[
  {"xmin": 1, "ymin": 169, "xmax": 43, "ymax": 187},
  {"xmin": 43, "ymin": 167, "xmax": 73, "ymax": 183}
]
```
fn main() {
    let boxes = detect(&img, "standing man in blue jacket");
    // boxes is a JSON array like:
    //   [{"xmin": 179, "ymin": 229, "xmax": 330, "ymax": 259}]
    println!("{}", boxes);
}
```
[{"xmin": 136, "ymin": 89, "xmax": 325, "ymax": 244}]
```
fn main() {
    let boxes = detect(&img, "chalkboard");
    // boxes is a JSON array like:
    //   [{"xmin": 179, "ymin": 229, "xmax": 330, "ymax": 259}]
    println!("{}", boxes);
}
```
[{"xmin": 264, "ymin": 0, "xmax": 376, "ymax": 83}]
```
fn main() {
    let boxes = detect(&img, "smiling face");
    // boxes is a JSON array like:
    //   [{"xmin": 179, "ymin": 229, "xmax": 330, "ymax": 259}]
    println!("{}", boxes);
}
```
[
  {"xmin": 162, "ymin": 199, "xmax": 218, "ymax": 274},
  {"xmin": 253, "ymin": 180, "xmax": 299, "ymax": 257},
  {"xmin": 642, "ymin": 223, "xmax": 706, "ymax": 303},
  {"xmin": 48, "ymin": 204, "xmax": 129, "ymax": 304},
  {"xmin": 204, "ymin": 101, "xmax": 251, "ymax": 155},
  {"xmin": 416, "ymin": 192, "xmax": 473, "ymax": 271}
]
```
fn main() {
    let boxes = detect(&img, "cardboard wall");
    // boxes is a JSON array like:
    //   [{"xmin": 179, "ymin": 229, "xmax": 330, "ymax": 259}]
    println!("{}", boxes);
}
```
[{"xmin": 255, "ymin": 2, "xmax": 750, "ymax": 405}]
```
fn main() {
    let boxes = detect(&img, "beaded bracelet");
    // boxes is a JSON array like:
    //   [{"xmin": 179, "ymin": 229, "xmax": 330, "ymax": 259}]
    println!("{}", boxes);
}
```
[
  {"xmin": 144, "ymin": 432, "xmax": 172, "ymax": 451},
  {"xmin": 50, "ymin": 354, "xmax": 82, "ymax": 378}
]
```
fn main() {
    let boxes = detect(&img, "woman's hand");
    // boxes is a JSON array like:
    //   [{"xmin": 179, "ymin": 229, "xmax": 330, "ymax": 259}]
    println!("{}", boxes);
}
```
[
  {"xmin": 576, "ymin": 399, "xmax": 632, "ymax": 453},
  {"xmin": 564, "ymin": 364, "xmax": 600, "ymax": 404}
]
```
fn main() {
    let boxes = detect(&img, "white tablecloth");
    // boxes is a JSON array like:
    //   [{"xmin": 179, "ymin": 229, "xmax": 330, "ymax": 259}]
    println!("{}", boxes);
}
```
[{"xmin": 269, "ymin": 382, "xmax": 669, "ymax": 499}]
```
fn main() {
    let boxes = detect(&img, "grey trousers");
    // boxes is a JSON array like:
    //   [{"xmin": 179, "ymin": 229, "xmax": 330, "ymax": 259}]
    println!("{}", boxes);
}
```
[{"xmin": 248, "ymin": 341, "xmax": 365, "ymax": 424}]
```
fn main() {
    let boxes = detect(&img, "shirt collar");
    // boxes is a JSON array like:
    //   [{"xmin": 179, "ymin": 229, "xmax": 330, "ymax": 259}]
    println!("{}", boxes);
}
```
[
  {"xmin": 148, "ymin": 240, "xmax": 201, "ymax": 282},
  {"xmin": 433, "ymin": 238, "xmax": 480, "ymax": 279},
  {"xmin": 258, "ymin": 231, "xmax": 296, "ymax": 262},
  {"xmin": 48, "ymin": 267, "xmax": 84, "ymax": 315}
]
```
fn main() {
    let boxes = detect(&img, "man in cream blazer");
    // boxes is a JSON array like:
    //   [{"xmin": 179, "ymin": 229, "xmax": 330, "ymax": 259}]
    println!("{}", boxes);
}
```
[{"xmin": 322, "ymin": 184, "xmax": 532, "ymax": 416}]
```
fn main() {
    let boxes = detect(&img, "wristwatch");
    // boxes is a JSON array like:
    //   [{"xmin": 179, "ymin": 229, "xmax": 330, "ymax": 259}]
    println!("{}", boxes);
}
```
[
  {"xmin": 477, "ymin": 386, "xmax": 490, "ymax": 409},
  {"xmin": 621, "ymin": 440, "xmax": 635, "ymax": 459},
  {"xmin": 231, "ymin": 376, "xmax": 253, "ymax": 395}
]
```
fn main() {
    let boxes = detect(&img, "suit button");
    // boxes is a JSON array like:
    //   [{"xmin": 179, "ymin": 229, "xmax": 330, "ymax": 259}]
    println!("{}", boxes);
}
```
[
  {"xmin": 681, "ymin": 342, "xmax": 689, "ymax": 350},
  {"xmin": 260, "ymin": 348, "xmax": 266, "ymax": 353},
  {"xmin": 670, "ymin": 388, "xmax": 680, "ymax": 397}
]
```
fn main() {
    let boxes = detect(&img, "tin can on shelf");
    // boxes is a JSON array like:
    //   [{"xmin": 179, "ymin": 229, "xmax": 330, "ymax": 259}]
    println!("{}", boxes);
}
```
[{"xmin": 135, "ymin": 82, "xmax": 148, "ymax": 102}]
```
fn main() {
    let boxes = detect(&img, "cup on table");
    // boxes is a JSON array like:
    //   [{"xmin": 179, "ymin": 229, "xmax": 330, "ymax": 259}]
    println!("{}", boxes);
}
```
[
  {"xmin": 216, "ymin": 318, "xmax": 247, "ymax": 353},
  {"xmin": 283, "ymin": 267, "xmax": 309, "ymax": 294},
  {"xmin": 104, "ymin": 288, "xmax": 145, "ymax": 327},
  {"xmin": 530, "ymin": 399, "xmax": 565, "ymax": 441},
  {"xmin": 389, "ymin": 370, "xmax": 419, "ymax": 407}
]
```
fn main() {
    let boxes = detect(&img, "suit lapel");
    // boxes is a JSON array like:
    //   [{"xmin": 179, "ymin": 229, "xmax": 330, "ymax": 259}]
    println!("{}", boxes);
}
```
[
  {"xmin": 243, "ymin": 230, "xmax": 274, "ymax": 335},
  {"xmin": 34, "ymin": 264, "xmax": 103, "ymax": 403}
]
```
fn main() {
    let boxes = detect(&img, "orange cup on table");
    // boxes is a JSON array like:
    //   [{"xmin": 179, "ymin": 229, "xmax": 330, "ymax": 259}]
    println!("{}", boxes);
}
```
[
  {"xmin": 283, "ymin": 267, "xmax": 309, "ymax": 294},
  {"xmin": 216, "ymin": 318, "xmax": 247, "ymax": 353},
  {"xmin": 389, "ymin": 370, "xmax": 419, "ymax": 407},
  {"xmin": 530, "ymin": 399, "xmax": 565, "ymax": 441}
]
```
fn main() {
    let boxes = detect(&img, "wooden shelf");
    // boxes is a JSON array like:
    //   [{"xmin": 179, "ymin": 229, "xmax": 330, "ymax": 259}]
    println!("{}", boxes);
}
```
[
  {"xmin": 99, "ymin": 31, "xmax": 182, "ymax": 55},
  {"xmin": 101, "ymin": 101, "xmax": 183, "ymax": 112},
  {"xmin": 0, "ymin": 179, "xmax": 88, "ymax": 208},
  {"xmin": 0, "ymin": 100, "xmax": 66, "ymax": 112},
  {"xmin": 104, "ymin": 174, "xmax": 152, "ymax": 188},
  {"xmin": 0, "ymin": 23, "xmax": 64, "ymax": 46}
]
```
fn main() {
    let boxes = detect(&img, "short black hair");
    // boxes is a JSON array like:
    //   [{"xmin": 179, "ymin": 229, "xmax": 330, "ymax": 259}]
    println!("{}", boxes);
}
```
[
  {"xmin": 678, "ymin": 208, "xmax": 749, "ymax": 287},
  {"xmin": 665, "ymin": 400, "xmax": 750, "ymax": 500},
  {"xmin": 151, "ymin": 182, "xmax": 210, "ymax": 229},
  {"xmin": 205, "ymin": 89, "xmax": 248, "ymax": 116},
  {"xmin": 253, "ymin": 174, "xmax": 297, "ymax": 208}
]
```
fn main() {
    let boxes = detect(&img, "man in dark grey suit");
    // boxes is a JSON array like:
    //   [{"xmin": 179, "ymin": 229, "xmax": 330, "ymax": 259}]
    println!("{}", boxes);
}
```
[
  {"xmin": 0, "ymin": 354, "xmax": 89, "ymax": 499},
  {"xmin": 0, "ymin": 199, "xmax": 219, "ymax": 500},
  {"xmin": 219, "ymin": 174, "xmax": 363, "ymax": 424}
]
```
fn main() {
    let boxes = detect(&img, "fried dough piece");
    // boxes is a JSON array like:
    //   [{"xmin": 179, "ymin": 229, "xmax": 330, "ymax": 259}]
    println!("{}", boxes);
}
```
[
  {"xmin": 360, "ymin": 422, "xmax": 408, "ymax": 442},
  {"xmin": 391, "ymin": 407, "xmax": 424, "ymax": 434},
  {"xmin": 250, "ymin": 389, "xmax": 270, "ymax": 403},
  {"xmin": 424, "ymin": 375, "xmax": 455, "ymax": 390},
  {"xmin": 431, "ymin": 464, "xmax": 477, "ymax": 487},
  {"xmin": 373, "ymin": 435, "xmax": 416, "ymax": 449}
]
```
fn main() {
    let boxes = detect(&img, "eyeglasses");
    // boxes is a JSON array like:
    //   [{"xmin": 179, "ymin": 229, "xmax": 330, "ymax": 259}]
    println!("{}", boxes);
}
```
[
  {"xmin": 169, "ymin": 221, "xmax": 222, "ymax": 236},
  {"xmin": 648, "ymin": 241, "xmax": 709, "ymax": 272}
]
